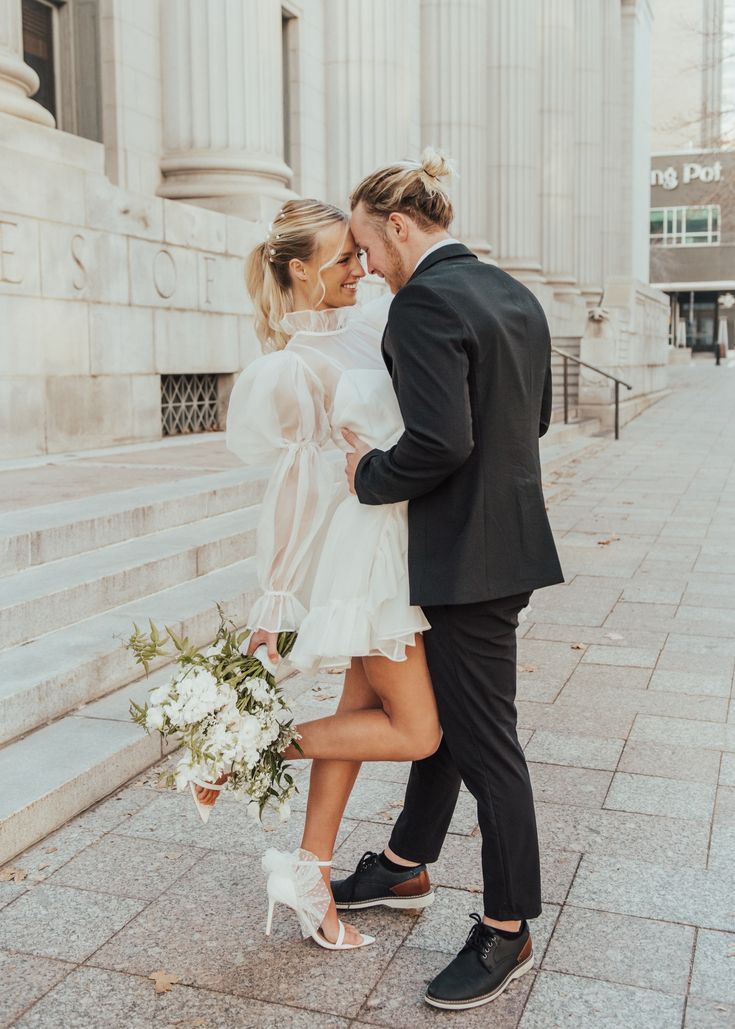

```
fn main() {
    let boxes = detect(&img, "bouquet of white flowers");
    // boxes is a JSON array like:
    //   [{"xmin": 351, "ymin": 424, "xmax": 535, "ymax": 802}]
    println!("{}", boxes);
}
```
[{"xmin": 127, "ymin": 606, "xmax": 300, "ymax": 824}]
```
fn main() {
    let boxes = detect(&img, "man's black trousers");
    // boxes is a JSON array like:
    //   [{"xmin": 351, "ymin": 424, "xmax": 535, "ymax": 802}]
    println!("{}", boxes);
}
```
[{"xmin": 388, "ymin": 592, "xmax": 542, "ymax": 920}]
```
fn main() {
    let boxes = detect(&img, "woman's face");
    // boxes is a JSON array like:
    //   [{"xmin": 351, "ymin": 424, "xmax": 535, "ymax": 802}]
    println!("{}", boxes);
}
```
[{"xmin": 309, "ymin": 223, "xmax": 366, "ymax": 309}]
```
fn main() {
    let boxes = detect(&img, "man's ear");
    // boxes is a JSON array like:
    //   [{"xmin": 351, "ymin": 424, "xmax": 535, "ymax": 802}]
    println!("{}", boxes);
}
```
[{"xmin": 387, "ymin": 212, "xmax": 410, "ymax": 242}]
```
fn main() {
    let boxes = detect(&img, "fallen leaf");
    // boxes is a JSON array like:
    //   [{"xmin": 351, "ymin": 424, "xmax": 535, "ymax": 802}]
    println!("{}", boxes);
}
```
[
  {"xmin": 519, "ymin": 664, "xmax": 537, "ymax": 673},
  {"xmin": 165, "ymin": 851, "xmax": 184, "ymax": 861},
  {"xmin": 597, "ymin": 534, "xmax": 621, "ymax": 546},
  {"xmin": 36, "ymin": 864, "xmax": 49, "ymax": 871},
  {"xmin": 467, "ymin": 885, "xmax": 483, "ymax": 893},
  {"xmin": 149, "ymin": 970, "xmax": 180, "ymax": 994},
  {"xmin": 470, "ymin": 825, "xmax": 482, "ymax": 837},
  {"xmin": 0, "ymin": 867, "xmax": 27, "ymax": 883},
  {"xmin": 311, "ymin": 686, "xmax": 336, "ymax": 702},
  {"xmin": 571, "ymin": 643, "xmax": 586, "ymax": 650},
  {"xmin": 43, "ymin": 847, "xmax": 58, "ymax": 854}
]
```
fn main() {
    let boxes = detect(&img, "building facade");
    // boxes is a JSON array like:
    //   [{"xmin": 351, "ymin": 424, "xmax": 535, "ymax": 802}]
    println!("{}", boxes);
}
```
[
  {"xmin": 649, "ymin": 0, "xmax": 735, "ymax": 354},
  {"xmin": 0, "ymin": 0, "xmax": 669, "ymax": 459},
  {"xmin": 650, "ymin": 149, "xmax": 735, "ymax": 351}
]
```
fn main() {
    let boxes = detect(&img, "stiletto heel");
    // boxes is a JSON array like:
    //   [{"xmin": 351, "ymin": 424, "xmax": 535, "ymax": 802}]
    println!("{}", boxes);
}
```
[
  {"xmin": 265, "ymin": 898, "xmax": 275, "ymax": 936},
  {"xmin": 262, "ymin": 848, "xmax": 375, "ymax": 951}
]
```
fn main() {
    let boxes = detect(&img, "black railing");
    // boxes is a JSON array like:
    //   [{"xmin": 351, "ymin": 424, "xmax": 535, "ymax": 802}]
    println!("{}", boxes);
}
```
[{"xmin": 551, "ymin": 347, "xmax": 633, "ymax": 441}]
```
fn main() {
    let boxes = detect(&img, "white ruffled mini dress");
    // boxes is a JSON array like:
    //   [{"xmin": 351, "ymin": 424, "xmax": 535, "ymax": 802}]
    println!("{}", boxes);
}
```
[{"xmin": 226, "ymin": 293, "xmax": 430, "ymax": 675}]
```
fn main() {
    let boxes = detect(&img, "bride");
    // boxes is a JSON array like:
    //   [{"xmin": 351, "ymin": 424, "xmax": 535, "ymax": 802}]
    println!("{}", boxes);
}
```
[{"xmin": 196, "ymin": 190, "xmax": 445, "ymax": 950}]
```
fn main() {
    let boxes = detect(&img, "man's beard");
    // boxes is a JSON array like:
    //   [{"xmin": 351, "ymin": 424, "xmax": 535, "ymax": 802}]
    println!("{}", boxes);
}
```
[{"xmin": 383, "ymin": 235, "xmax": 410, "ymax": 293}]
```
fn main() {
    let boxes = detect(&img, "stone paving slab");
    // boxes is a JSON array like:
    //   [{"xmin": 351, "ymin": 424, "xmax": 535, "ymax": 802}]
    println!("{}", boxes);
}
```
[{"xmin": 2, "ymin": 362, "xmax": 735, "ymax": 1026}]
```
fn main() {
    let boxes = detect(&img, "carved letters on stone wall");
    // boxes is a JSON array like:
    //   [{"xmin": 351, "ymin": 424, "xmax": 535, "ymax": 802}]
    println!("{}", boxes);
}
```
[
  {"xmin": 0, "ymin": 220, "xmax": 22, "ymax": 285},
  {"xmin": 0, "ymin": 215, "xmax": 237, "ymax": 308}
]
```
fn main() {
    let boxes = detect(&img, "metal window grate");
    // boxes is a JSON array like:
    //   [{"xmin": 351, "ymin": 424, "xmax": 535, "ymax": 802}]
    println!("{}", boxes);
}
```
[{"xmin": 161, "ymin": 374, "xmax": 220, "ymax": 436}]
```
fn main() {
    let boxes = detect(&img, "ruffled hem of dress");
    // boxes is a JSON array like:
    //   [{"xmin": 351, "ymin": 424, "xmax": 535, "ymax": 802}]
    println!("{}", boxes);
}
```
[
  {"xmin": 248, "ymin": 592, "xmax": 308, "ymax": 633},
  {"xmin": 290, "ymin": 597, "xmax": 430, "ymax": 675}
]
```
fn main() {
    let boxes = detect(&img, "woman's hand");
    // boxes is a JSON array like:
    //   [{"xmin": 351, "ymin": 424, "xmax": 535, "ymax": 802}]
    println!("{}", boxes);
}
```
[
  {"xmin": 194, "ymin": 772, "xmax": 230, "ymax": 806},
  {"xmin": 247, "ymin": 629, "xmax": 280, "ymax": 663}
]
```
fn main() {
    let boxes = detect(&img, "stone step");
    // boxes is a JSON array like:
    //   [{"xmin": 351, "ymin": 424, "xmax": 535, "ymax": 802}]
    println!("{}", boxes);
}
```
[
  {"xmin": 542, "ymin": 417, "xmax": 601, "ymax": 449},
  {"xmin": 0, "ymin": 507, "xmax": 260, "ymax": 650},
  {"xmin": 0, "ymin": 557, "xmax": 258, "ymax": 747},
  {"xmin": 0, "ymin": 666, "xmax": 175, "ymax": 866},
  {"xmin": 0, "ymin": 465, "xmax": 270, "ymax": 577}
]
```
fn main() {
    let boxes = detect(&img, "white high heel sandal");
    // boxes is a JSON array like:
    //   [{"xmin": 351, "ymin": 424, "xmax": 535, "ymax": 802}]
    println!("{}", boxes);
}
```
[{"xmin": 262, "ymin": 848, "xmax": 376, "ymax": 951}]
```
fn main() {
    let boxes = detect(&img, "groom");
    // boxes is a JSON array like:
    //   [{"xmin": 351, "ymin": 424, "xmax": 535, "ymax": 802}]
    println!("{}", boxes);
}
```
[{"xmin": 339, "ymin": 155, "xmax": 564, "ymax": 1011}]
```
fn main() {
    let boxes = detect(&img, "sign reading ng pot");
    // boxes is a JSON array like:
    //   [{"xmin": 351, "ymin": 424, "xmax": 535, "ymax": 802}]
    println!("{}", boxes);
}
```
[{"xmin": 651, "ymin": 161, "xmax": 724, "ymax": 190}]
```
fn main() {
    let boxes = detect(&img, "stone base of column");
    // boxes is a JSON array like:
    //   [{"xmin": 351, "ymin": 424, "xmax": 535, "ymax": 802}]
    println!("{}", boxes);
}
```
[
  {"xmin": 577, "ymin": 276, "xmax": 670, "ymax": 431},
  {"xmin": 0, "ymin": 52, "xmax": 54, "ymax": 127},
  {"xmin": 158, "ymin": 156, "xmax": 297, "ymax": 221}
]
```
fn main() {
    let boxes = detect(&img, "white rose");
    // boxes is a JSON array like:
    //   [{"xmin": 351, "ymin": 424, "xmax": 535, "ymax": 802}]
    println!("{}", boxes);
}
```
[
  {"xmin": 149, "ymin": 684, "xmax": 172, "ymax": 706},
  {"xmin": 145, "ymin": 706, "xmax": 165, "ymax": 731}
]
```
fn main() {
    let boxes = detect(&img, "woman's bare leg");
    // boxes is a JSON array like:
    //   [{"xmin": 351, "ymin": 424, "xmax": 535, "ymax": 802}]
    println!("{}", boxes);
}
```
[
  {"xmin": 301, "ymin": 658, "xmax": 381, "ymax": 945},
  {"xmin": 283, "ymin": 635, "xmax": 441, "ymax": 764}
]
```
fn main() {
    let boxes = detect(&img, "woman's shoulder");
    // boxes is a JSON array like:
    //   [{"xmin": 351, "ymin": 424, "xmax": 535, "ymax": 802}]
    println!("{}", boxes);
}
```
[
  {"xmin": 282, "ymin": 292, "xmax": 392, "ymax": 347},
  {"xmin": 230, "ymin": 347, "xmax": 319, "ymax": 405}
]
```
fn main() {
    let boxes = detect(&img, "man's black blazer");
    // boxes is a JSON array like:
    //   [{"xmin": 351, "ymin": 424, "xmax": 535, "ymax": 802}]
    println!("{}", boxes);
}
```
[{"xmin": 354, "ymin": 243, "xmax": 564, "ymax": 606}]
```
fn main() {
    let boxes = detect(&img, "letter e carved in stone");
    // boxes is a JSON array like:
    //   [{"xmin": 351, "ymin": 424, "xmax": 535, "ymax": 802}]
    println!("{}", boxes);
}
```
[
  {"xmin": 0, "ymin": 220, "xmax": 23, "ymax": 284},
  {"xmin": 153, "ymin": 249, "xmax": 177, "ymax": 299}
]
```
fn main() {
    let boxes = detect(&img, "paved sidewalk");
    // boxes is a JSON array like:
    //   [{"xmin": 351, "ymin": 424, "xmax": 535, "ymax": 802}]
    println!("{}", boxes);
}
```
[{"xmin": 1, "ymin": 359, "xmax": 734, "ymax": 1028}]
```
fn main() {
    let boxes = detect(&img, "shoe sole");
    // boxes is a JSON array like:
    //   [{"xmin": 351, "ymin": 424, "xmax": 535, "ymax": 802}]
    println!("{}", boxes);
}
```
[
  {"xmin": 424, "ymin": 954, "xmax": 534, "ymax": 1010},
  {"xmin": 335, "ymin": 890, "xmax": 435, "ymax": 912}
]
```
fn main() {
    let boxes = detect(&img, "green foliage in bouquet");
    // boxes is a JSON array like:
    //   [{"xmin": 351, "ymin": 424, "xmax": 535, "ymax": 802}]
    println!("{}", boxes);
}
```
[{"xmin": 126, "ymin": 605, "xmax": 301, "ymax": 817}]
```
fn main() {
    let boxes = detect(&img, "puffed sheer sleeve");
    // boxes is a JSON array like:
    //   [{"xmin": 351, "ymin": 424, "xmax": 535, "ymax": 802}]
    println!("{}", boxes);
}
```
[{"xmin": 226, "ymin": 349, "xmax": 334, "ymax": 632}]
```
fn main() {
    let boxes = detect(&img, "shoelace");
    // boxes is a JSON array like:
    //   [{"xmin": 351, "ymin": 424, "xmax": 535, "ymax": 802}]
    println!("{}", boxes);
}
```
[
  {"xmin": 348, "ymin": 851, "xmax": 380, "ymax": 901},
  {"xmin": 463, "ymin": 913, "xmax": 499, "ymax": 961}
]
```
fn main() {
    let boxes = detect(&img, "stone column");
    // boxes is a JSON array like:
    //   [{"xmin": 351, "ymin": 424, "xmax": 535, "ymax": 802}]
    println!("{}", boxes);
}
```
[
  {"xmin": 601, "ymin": 0, "xmax": 625, "ymax": 281},
  {"xmin": 158, "ymin": 0, "xmax": 293, "ymax": 220},
  {"xmin": 540, "ymin": 0, "xmax": 577, "ymax": 293},
  {"xmin": 619, "ymin": 0, "xmax": 654, "ymax": 282},
  {"xmin": 487, "ymin": 0, "xmax": 544, "ymax": 283},
  {"xmin": 0, "ymin": 0, "xmax": 54, "ymax": 125},
  {"xmin": 324, "ymin": 0, "xmax": 421, "ymax": 208},
  {"xmin": 420, "ymin": 0, "xmax": 491, "ymax": 257},
  {"xmin": 573, "ymin": 0, "xmax": 604, "ymax": 302}
]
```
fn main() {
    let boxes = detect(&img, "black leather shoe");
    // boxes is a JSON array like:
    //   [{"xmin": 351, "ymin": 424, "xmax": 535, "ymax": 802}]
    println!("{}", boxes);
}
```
[
  {"xmin": 332, "ymin": 851, "xmax": 435, "ymax": 911},
  {"xmin": 425, "ymin": 914, "xmax": 534, "ymax": 1010}
]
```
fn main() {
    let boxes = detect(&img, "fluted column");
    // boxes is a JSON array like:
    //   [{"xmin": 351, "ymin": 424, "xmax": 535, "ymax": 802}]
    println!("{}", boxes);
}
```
[
  {"xmin": 487, "ymin": 0, "xmax": 543, "ymax": 281},
  {"xmin": 620, "ymin": 0, "xmax": 654, "ymax": 282},
  {"xmin": 601, "ymin": 0, "xmax": 625, "ymax": 280},
  {"xmin": 573, "ymin": 0, "xmax": 605, "ymax": 302},
  {"xmin": 421, "ymin": 0, "xmax": 490, "ymax": 257},
  {"xmin": 540, "ymin": 0, "xmax": 577, "ymax": 293},
  {"xmin": 0, "ymin": 0, "xmax": 54, "ymax": 125},
  {"xmin": 325, "ymin": 0, "xmax": 421, "ymax": 208},
  {"xmin": 158, "ymin": 0, "xmax": 293, "ymax": 219}
]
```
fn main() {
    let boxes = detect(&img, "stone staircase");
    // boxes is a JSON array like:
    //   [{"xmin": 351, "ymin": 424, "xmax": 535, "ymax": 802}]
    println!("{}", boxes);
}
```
[{"xmin": 0, "ymin": 421, "xmax": 602, "ymax": 866}]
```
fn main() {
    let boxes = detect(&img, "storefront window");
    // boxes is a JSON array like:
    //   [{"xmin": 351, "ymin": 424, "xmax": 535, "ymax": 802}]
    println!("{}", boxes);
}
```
[{"xmin": 650, "ymin": 205, "xmax": 720, "ymax": 246}]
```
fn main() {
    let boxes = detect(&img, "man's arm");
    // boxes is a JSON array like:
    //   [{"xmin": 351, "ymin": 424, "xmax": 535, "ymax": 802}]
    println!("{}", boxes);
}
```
[
  {"xmin": 539, "ymin": 348, "xmax": 553, "ymax": 438},
  {"xmin": 355, "ymin": 283, "xmax": 473, "ymax": 506}
]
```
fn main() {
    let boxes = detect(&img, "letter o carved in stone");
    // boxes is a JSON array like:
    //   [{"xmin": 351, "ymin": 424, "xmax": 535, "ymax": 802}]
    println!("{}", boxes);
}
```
[{"xmin": 153, "ymin": 249, "xmax": 177, "ymax": 299}]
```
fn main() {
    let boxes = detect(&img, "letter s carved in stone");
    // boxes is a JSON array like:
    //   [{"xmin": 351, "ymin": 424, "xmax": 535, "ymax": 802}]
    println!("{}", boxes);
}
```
[{"xmin": 71, "ymin": 233, "xmax": 87, "ymax": 291}]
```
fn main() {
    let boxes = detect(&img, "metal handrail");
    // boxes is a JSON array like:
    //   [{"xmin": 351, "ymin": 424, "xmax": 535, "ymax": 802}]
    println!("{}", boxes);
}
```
[{"xmin": 551, "ymin": 345, "xmax": 633, "ymax": 440}]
